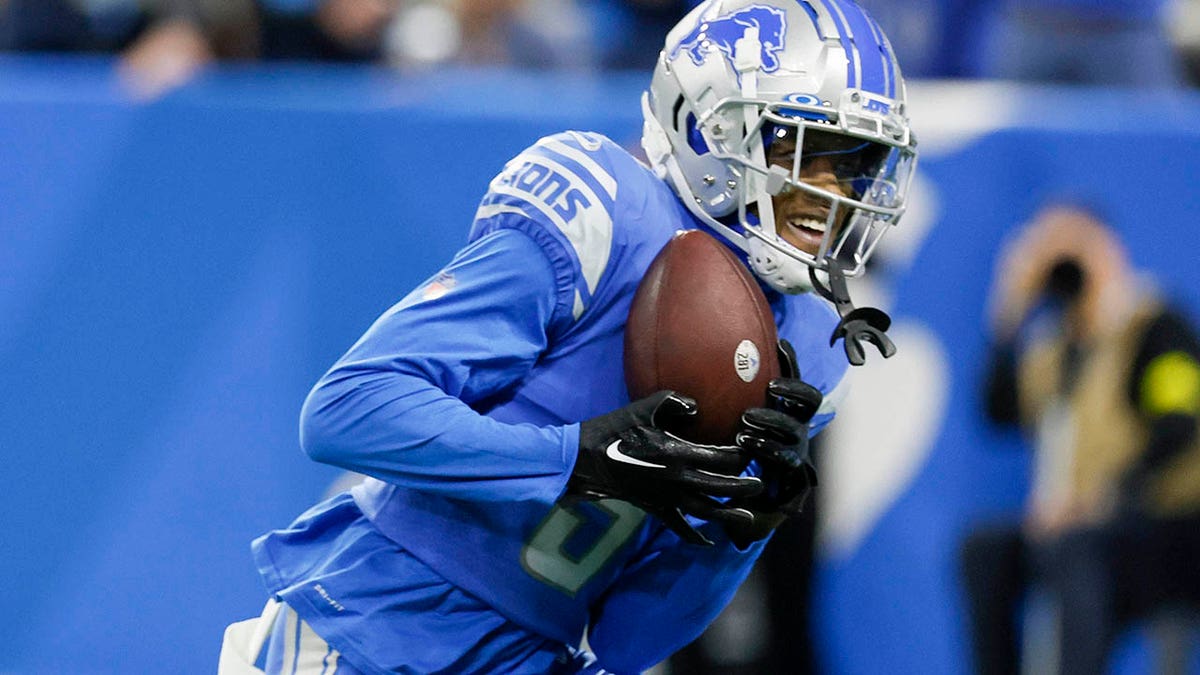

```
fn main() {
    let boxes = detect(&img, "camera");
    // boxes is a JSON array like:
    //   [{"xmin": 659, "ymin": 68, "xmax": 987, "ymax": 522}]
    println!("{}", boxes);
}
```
[{"xmin": 1044, "ymin": 257, "xmax": 1086, "ymax": 306}]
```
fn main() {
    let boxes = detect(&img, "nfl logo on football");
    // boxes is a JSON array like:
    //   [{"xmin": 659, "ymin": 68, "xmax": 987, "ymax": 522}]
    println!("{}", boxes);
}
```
[{"xmin": 734, "ymin": 339, "xmax": 761, "ymax": 383}]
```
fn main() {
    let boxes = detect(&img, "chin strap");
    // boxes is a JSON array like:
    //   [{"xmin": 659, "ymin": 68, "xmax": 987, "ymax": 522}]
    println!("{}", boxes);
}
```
[{"xmin": 809, "ymin": 264, "xmax": 896, "ymax": 366}]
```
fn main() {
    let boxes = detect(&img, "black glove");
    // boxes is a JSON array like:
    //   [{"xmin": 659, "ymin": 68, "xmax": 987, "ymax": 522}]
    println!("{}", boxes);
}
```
[
  {"xmin": 568, "ymin": 390, "xmax": 763, "ymax": 545},
  {"xmin": 724, "ymin": 340, "xmax": 823, "ymax": 547}
]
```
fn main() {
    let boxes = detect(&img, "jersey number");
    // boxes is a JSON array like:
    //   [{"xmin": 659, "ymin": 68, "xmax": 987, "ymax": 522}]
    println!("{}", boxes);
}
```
[{"xmin": 520, "ymin": 499, "xmax": 645, "ymax": 597}]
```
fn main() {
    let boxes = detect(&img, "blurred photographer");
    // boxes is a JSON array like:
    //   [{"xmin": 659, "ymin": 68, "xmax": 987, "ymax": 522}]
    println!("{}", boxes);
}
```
[{"xmin": 960, "ymin": 203, "xmax": 1200, "ymax": 675}]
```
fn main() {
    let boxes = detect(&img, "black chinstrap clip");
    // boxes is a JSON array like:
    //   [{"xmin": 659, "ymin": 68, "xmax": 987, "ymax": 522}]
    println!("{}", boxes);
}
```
[{"xmin": 809, "ymin": 265, "xmax": 896, "ymax": 366}]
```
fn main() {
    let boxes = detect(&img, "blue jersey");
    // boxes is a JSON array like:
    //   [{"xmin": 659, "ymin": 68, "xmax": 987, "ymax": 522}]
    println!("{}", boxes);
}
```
[{"xmin": 252, "ymin": 131, "xmax": 848, "ymax": 674}]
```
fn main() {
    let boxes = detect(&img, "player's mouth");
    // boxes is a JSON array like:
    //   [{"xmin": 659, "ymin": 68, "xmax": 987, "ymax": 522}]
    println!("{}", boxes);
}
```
[{"xmin": 782, "ymin": 214, "xmax": 829, "ymax": 251}]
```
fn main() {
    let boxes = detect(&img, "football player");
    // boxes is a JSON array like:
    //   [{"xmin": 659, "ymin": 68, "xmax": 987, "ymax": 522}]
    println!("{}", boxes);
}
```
[{"xmin": 219, "ymin": 1, "xmax": 917, "ymax": 672}]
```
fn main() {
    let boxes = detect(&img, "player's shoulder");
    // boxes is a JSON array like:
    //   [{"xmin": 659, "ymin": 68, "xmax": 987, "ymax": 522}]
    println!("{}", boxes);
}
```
[
  {"xmin": 469, "ymin": 130, "xmax": 677, "ymax": 324},
  {"xmin": 494, "ymin": 131, "xmax": 646, "ymax": 199},
  {"xmin": 531, "ymin": 130, "xmax": 646, "ymax": 178}
]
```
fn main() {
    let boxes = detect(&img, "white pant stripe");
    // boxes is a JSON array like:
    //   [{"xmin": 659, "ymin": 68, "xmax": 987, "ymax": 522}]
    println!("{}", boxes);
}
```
[{"xmin": 218, "ymin": 599, "xmax": 350, "ymax": 674}]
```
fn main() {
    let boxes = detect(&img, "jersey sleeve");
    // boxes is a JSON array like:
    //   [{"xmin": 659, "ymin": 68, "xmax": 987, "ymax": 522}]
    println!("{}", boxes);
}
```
[
  {"xmin": 469, "ymin": 130, "xmax": 620, "ymax": 330},
  {"xmin": 585, "ymin": 527, "xmax": 766, "ymax": 672},
  {"xmin": 299, "ymin": 227, "xmax": 578, "ymax": 504}
]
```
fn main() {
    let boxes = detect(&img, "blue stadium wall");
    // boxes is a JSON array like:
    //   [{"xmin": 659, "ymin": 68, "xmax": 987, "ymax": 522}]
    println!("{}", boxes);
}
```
[{"xmin": 2, "ymin": 55, "xmax": 1199, "ymax": 673}]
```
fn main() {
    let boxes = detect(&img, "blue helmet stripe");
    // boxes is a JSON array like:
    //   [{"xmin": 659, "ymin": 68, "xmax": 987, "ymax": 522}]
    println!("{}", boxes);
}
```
[
  {"xmin": 795, "ymin": 0, "xmax": 824, "ymax": 39},
  {"xmin": 861, "ymin": 10, "xmax": 896, "ymax": 97},
  {"xmin": 814, "ymin": 0, "xmax": 857, "ymax": 89},
  {"xmin": 830, "ymin": 0, "xmax": 889, "ymax": 97}
]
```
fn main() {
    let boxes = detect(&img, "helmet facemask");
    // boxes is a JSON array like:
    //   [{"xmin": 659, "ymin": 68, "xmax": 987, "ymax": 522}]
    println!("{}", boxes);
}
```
[{"xmin": 689, "ymin": 97, "xmax": 917, "ymax": 294}]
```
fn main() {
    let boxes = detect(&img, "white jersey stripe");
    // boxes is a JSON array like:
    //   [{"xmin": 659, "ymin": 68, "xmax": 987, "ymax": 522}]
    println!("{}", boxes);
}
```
[
  {"xmin": 488, "ymin": 154, "xmax": 613, "ymax": 296},
  {"xmin": 477, "ymin": 194, "xmax": 569, "ymax": 233},
  {"xmin": 572, "ymin": 290, "xmax": 584, "ymax": 320},
  {"xmin": 473, "ymin": 203, "xmax": 529, "ymax": 221},
  {"xmin": 489, "ymin": 184, "xmax": 610, "ymax": 297},
  {"xmin": 537, "ymin": 138, "xmax": 617, "ymax": 200}
]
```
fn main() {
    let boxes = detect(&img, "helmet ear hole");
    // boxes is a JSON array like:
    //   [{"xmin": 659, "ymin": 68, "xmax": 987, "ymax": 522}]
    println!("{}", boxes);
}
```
[{"xmin": 670, "ymin": 95, "xmax": 686, "ymax": 131}]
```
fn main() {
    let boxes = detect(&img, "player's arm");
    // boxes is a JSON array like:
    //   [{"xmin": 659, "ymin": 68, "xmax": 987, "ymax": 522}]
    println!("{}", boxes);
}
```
[
  {"xmin": 301, "ymin": 225, "xmax": 760, "ymax": 515},
  {"xmin": 300, "ymin": 227, "xmax": 577, "ymax": 503},
  {"xmin": 1121, "ymin": 310, "xmax": 1200, "ymax": 498}
]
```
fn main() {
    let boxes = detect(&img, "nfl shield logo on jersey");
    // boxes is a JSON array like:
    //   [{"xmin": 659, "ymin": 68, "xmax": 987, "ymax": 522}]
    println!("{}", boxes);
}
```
[{"xmin": 422, "ymin": 272, "xmax": 457, "ymax": 301}]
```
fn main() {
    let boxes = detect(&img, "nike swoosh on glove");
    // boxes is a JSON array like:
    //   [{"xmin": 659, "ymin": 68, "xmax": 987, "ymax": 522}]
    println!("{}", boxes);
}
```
[{"xmin": 568, "ymin": 390, "xmax": 763, "ymax": 545}]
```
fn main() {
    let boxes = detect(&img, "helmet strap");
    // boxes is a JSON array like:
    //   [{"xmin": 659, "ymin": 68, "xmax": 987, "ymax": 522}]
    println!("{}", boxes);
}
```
[{"xmin": 809, "ymin": 264, "xmax": 896, "ymax": 366}]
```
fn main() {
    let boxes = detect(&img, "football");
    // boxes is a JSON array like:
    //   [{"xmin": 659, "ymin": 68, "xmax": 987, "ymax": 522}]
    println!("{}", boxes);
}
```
[{"xmin": 624, "ymin": 230, "xmax": 781, "ymax": 445}]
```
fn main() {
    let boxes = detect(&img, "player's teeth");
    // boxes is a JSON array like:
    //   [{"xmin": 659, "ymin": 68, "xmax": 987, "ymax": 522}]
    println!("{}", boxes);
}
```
[{"xmin": 789, "ymin": 218, "xmax": 826, "ymax": 233}]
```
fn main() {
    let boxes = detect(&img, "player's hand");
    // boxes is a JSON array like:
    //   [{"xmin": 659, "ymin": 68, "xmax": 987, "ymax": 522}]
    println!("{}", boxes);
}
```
[
  {"xmin": 988, "ymin": 205, "xmax": 1107, "ymax": 340},
  {"xmin": 568, "ymin": 390, "xmax": 763, "ymax": 546},
  {"xmin": 724, "ymin": 340, "xmax": 822, "ymax": 547},
  {"xmin": 770, "ymin": 339, "xmax": 823, "ymax": 423}
]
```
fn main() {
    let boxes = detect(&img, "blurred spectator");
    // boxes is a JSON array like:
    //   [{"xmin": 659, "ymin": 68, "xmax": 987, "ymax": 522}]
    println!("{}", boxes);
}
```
[
  {"xmin": 0, "ymin": 0, "xmax": 396, "ymax": 62},
  {"xmin": 386, "ymin": 0, "xmax": 594, "ymax": 70},
  {"xmin": 1, "ymin": 0, "xmax": 255, "ymax": 97},
  {"xmin": 854, "ymin": 0, "xmax": 944, "ymax": 78},
  {"xmin": 0, "ymin": 0, "xmax": 594, "ymax": 92},
  {"xmin": 0, "ymin": 0, "xmax": 257, "ymax": 57},
  {"xmin": 856, "ymin": 0, "xmax": 995, "ymax": 78},
  {"xmin": 257, "ymin": 0, "xmax": 398, "ymax": 62},
  {"xmin": 2, "ymin": 0, "xmax": 879, "ymax": 77},
  {"xmin": 978, "ymin": 0, "xmax": 1184, "ymax": 86},
  {"xmin": 582, "ymin": 0, "xmax": 698, "ymax": 71},
  {"xmin": 960, "ymin": 204, "xmax": 1200, "ymax": 675},
  {"xmin": 1166, "ymin": 0, "xmax": 1200, "ymax": 85}
]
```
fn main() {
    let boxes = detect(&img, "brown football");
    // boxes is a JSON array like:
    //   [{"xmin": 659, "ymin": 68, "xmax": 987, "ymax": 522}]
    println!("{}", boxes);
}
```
[{"xmin": 624, "ymin": 230, "xmax": 780, "ymax": 445}]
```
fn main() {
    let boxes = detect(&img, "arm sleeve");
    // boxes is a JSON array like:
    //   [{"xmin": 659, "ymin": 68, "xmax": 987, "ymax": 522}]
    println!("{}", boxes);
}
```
[
  {"xmin": 299, "ymin": 227, "xmax": 580, "ymax": 504},
  {"xmin": 1128, "ymin": 309, "xmax": 1200, "ymax": 472},
  {"xmin": 584, "ymin": 526, "xmax": 766, "ymax": 673}
]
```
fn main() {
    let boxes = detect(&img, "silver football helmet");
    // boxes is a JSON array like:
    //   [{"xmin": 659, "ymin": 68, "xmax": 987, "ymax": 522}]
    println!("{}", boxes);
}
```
[{"xmin": 642, "ymin": 0, "xmax": 917, "ymax": 301}]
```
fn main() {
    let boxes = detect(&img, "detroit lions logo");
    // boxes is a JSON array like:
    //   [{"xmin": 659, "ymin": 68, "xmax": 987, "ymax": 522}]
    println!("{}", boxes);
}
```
[{"xmin": 671, "ymin": 5, "xmax": 787, "ymax": 73}]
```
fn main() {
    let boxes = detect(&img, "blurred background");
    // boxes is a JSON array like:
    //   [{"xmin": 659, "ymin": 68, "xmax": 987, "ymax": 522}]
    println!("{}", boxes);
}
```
[{"xmin": 4, "ymin": 0, "xmax": 1200, "ymax": 673}]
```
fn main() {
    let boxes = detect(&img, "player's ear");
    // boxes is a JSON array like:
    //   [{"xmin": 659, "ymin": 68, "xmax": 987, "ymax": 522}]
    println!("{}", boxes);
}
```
[{"xmin": 777, "ymin": 339, "xmax": 799, "ymax": 380}]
